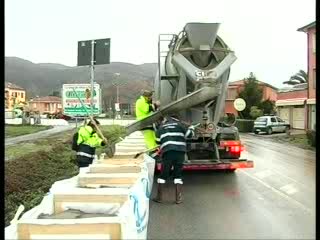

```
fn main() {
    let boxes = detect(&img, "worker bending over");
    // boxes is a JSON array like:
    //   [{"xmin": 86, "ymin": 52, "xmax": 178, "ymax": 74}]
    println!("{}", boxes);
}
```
[
  {"xmin": 135, "ymin": 90, "xmax": 160, "ymax": 153},
  {"xmin": 153, "ymin": 114, "xmax": 195, "ymax": 204},
  {"xmin": 75, "ymin": 118, "xmax": 106, "ymax": 168}
]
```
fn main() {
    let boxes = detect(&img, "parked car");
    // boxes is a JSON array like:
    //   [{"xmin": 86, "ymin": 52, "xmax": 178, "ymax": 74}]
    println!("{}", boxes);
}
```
[{"xmin": 253, "ymin": 116, "xmax": 290, "ymax": 135}]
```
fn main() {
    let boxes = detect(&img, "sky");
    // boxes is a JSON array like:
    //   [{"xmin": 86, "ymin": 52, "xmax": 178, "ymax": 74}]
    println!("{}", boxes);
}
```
[{"xmin": 5, "ymin": 0, "xmax": 315, "ymax": 88}]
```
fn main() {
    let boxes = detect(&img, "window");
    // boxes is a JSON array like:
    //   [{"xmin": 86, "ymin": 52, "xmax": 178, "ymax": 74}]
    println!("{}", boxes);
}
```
[
  {"xmin": 271, "ymin": 117, "xmax": 277, "ymax": 123},
  {"xmin": 14, "ymin": 92, "xmax": 17, "ymax": 97},
  {"xmin": 312, "ymin": 33, "xmax": 316, "ymax": 53},
  {"xmin": 313, "ymin": 69, "xmax": 316, "ymax": 89},
  {"xmin": 21, "ymin": 92, "xmax": 24, "ymax": 98},
  {"xmin": 256, "ymin": 117, "xmax": 267, "ymax": 122},
  {"xmin": 276, "ymin": 117, "xmax": 284, "ymax": 122},
  {"xmin": 228, "ymin": 89, "xmax": 237, "ymax": 99}
]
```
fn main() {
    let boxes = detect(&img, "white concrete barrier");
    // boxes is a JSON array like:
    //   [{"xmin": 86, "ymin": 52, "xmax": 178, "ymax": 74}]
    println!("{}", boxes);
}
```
[
  {"xmin": 5, "ymin": 119, "xmax": 69, "ymax": 126},
  {"xmin": 98, "ymin": 119, "xmax": 136, "ymax": 126},
  {"xmin": 5, "ymin": 119, "xmax": 22, "ymax": 125}
]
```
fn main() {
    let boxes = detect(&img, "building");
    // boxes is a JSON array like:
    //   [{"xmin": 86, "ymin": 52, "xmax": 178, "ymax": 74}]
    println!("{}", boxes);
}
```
[
  {"xmin": 276, "ymin": 84, "xmax": 308, "ymax": 129},
  {"xmin": 29, "ymin": 96, "xmax": 62, "ymax": 114},
  {"xmin": 5, "ymin": 82, "xmax": 26, "ymax": 110},
  {"xmin": 275, "ymin": 21, "xmax": 316, "ymax": 130},
  {"xmin": 298, "ymin": 21, "xmax": 316, "ymax": 130},
  {"xmin": 225, "ymin": 79, "xmax": 278, "ymax": 116}
]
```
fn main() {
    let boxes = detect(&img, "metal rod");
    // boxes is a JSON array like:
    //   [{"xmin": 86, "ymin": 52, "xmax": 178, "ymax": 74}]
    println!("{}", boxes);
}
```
[
  {"xmin": 90, "ymin": 40, "xmax": 95, "ymax": 117},
  {"xmin": 72, "ymin": 87, "xmax": 108, "ymax": 143}
]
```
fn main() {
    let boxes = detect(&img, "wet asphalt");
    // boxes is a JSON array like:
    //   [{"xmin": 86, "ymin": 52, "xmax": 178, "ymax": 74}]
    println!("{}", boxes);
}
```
[
  {"xmin": 147, "ymin": 133, "xmax": 316, "ymax": 239},
  {"xmin": 5, "ymin": 124, "xmax": 75, "ymax": 146}
]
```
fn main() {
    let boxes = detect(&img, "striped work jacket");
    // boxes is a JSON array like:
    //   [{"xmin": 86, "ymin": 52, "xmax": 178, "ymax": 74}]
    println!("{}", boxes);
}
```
[{"xmin": 155, "ymin": 117, "xmax": 194, "ymax": 154}]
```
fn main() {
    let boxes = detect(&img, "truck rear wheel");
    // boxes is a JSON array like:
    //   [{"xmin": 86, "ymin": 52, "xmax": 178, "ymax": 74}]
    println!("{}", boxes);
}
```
[{"xmin": 225, "ymin": 169, "xmax": 236, "ymax": 173}]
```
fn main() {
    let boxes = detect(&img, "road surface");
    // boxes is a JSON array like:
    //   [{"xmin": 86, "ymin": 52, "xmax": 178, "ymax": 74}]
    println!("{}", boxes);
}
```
[
  {"xmin": 5, "ymin": 124, "xmax": 75, "ymax": 146},
  {"xmin": 147, "ymin": 133, "xmax": 315, "ymax": 239}
]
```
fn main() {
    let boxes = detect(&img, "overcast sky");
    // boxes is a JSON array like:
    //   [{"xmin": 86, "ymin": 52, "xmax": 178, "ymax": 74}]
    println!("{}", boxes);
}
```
[{"xmin": 5, "ymin": 0, "xmax": 315, "ymax": 88}]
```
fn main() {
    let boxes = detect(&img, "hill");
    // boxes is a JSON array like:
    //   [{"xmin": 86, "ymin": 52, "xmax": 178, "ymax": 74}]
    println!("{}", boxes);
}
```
[{"xmin": 5, "ymin": 57, "xmax": 157, "ymax": 108}]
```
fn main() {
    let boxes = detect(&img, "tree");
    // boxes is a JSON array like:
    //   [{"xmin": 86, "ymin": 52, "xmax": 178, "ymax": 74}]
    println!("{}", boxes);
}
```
[
  {"xmin": 250, "ymin": 106, "xmax": 263, "ymax": 119},
  {"xmin": 283, "ymin": 70, "xmax": 308, "ymax": 85},
  {"xmin": 49, "ymin": 91, "xmax": 61, "ymax": 97},
  {"xmin": 237, "ymin": 72, "xmax": 263, "ymax": 119},
  {"xmin": 259, "ymin": 99, "xmax": 275, "ymax": 115}
]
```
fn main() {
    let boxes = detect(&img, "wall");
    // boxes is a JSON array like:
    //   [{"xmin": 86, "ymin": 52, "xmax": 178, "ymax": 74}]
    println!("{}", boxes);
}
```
[
  {"xmin": 5, "ymin": 88, "xmax": 26, "ymax": 110},
  {"xmin": 277, "ymin": 89, "xmax": 307, "ymax": 100},
  {"xmin": 224, "ymin": 84, "xmax": 278, "ymax": 115},
  {"xmin": 31, "ymin": 102, "xmax": 62, "ymax": 114},
  {"xmin": 263, "ymin": 87, "xmax": 278, "ymax": 101},
  {"xmin": 307, "ymin": 27, "xmax": 316, "ymax": 99}
]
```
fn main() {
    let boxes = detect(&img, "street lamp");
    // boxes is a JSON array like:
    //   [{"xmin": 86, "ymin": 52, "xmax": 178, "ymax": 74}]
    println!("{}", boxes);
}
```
[{"xmin": 112, "ymin": 73, "xmax": 126, "ymax": 119}]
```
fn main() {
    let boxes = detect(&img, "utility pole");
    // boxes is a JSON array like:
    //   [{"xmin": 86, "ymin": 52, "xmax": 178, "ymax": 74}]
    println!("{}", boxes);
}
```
[{"xmin": 90, "ymin": 40, "xmax": 95, "ymax": 117}]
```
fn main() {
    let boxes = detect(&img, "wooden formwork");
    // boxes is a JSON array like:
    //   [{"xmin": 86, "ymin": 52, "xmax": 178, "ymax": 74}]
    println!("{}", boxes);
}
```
[
  {"xmin": 78, "ymin": 173, "xmax": 139, "ymax": 188},
  {"xmin": 17, "ymin": 220, "xmax": 122, "ymax": 240},
  {"xmin": 89, "ymin": 164, "xmax": 141, "ymax": 174},
  {"xmin": 97, "ymin": 158, "xmax": 144, "ymax": 165},
  {"xmin": 53, "ymin": 194, "xmax": 129, "ymax": 214},
  {"xmin": 110, "ymin": 154, "xmax": 144, "ymax": 160}
]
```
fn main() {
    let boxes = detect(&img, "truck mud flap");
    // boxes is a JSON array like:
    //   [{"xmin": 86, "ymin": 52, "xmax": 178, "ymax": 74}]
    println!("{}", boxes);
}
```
[{"xmin": 156, "ymin": 160, "xmax": 254, "ymax": 171}]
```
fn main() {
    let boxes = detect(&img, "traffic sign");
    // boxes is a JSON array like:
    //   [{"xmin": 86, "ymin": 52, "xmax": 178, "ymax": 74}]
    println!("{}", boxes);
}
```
[
  {"xmin": 77, "ymin": 38, "xmax": 111, "ymax": 66},
  {"xmin": 234, "ymin": 98, "xmax": 246, "ymax": 111}
]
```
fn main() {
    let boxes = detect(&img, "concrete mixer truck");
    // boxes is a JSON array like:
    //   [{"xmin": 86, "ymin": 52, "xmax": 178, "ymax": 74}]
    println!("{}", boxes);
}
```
[{"xmin": 125, "ymin": 22, "xmax": 253, "ymax": 172}]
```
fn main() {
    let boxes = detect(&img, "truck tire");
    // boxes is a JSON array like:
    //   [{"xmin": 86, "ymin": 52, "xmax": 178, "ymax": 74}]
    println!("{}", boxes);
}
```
[
  {"xmin": 254, "ymin": 131, "xmax": 259, "ymax": 134},
  {"xmin": 267, "ymin": 127, "xmax": 273, "ymax": 135},
  {"xmin": 225, "ymin": 169, "xmax": 236, "ymax": 173},
  {"xmin": 284, "ymin": 126, "xmax": 290, "ymax": 134}
]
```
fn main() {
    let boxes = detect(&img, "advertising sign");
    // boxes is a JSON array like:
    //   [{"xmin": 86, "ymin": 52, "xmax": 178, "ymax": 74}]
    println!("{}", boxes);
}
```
[{"xmin": 62, "ymin": 84, "xmax": 101, "ymax": 116}]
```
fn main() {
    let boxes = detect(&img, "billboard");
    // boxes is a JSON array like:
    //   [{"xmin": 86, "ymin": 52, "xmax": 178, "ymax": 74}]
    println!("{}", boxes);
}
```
[{"xmin": 62, "ymin": 84, "xmax": 101, "ymax": 116}]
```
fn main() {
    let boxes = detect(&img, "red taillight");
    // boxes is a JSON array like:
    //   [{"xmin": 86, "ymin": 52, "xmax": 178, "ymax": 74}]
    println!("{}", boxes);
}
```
[{"xmin": 220, "ymin": 140, "xmax": 244, "ymax": 153}]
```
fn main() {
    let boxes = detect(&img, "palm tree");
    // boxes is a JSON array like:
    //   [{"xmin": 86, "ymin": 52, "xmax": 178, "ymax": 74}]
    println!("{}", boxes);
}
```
[{"xmin": 283, "ymin": 70, "xmax": 308, "ymax": 85}]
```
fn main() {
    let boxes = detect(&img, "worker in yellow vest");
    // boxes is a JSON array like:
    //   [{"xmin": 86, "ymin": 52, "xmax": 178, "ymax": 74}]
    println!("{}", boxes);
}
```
[{"xmin": 135, "ymin": 90, "xmax": 160, "ymax": 152}]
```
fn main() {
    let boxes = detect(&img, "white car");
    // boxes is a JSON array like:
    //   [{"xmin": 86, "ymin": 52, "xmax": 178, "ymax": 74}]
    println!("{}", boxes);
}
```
[{"xmin": 253, "ymin": 116, "xmax": 290, "ymax": 135}]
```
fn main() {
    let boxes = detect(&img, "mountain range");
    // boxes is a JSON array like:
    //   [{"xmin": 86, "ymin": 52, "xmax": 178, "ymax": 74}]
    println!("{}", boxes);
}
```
[{"xmin": 5, "ymin": 57, "xmax": 157, "ymax": 108}]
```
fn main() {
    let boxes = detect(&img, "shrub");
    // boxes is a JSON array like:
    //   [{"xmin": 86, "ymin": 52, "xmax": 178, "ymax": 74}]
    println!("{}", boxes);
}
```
[
  {"xmin": 235, "ymin": 119, "xmax": 255, "ymax": 132},
  {"xmin": 306, "ymin": 130, "xmax": 316, "ymax": 147},
  {"xmin": 249, "ymin": 106, "xmax": 263, "ymax": 119},
  {"xmin": 5, "ymin": 144, "xmax": 78, "ymax": 226},
  {"xmin": 5, "ymin": 125, "xmax": 125, "ymax": 226}
]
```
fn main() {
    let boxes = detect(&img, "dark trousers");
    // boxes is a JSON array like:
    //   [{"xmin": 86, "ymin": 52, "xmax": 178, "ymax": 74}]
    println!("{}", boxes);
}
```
[
  {"xmin": 77, "ymin": 155, "xmax": 94, "ymax": 168},
  {"xmin": 159, "ymin": 150, "xmax": 185, "ymax": 181}
]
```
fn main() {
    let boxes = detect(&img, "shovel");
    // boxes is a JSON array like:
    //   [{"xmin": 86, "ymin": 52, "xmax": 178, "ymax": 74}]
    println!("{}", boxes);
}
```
[{"xmin": 134, "ymin": 146, "xmax": 159, "ymax": 159}]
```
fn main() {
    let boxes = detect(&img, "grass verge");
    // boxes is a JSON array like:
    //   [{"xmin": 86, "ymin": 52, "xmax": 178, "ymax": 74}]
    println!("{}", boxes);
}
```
[
  {"xmin": 271, "ymin": 134, "xmax": 315, "ymax": 151},
  {"xmin": 5, "ymin": 124, "xmax": 52, "ymax": 138},
  {"xmin": 5, "ymin": 124, "xmax": 126, "ymax": 226}
]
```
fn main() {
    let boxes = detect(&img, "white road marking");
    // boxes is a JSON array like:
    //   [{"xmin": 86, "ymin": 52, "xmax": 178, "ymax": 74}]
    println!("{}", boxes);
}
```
[
  {"xmin": 254, "ymin": 169, "xmax": 273, "ymax": 179},
  {"xmin": 280, "ymin": 184, "xmax": 298, "ymax": 195},
  {"xmin": 239, "ymin": 169, "xmax": 313, "ymax": 215}
]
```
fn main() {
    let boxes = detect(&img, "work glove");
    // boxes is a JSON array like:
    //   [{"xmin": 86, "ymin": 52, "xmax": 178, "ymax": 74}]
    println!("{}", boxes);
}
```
[
  {"xmin": 101, "ymin": 140, "xmax": 107, "ymax": 146},
  {"xmin": 188, "ymin": 123, "xmax": 201, "ymax": 130}
]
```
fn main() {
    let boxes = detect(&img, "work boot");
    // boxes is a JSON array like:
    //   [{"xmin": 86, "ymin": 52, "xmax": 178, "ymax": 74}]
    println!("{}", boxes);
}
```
[
  {"xmin": 175, "ymin": 184, "xmax": 183, "ymax": 204},
  {"xmin": 152, "ymin": 178, "xmax": 165, "ymax": 203},
  {"xmin": 152, "ymin": 183, "xmax": 164, "ymax": 203}
]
